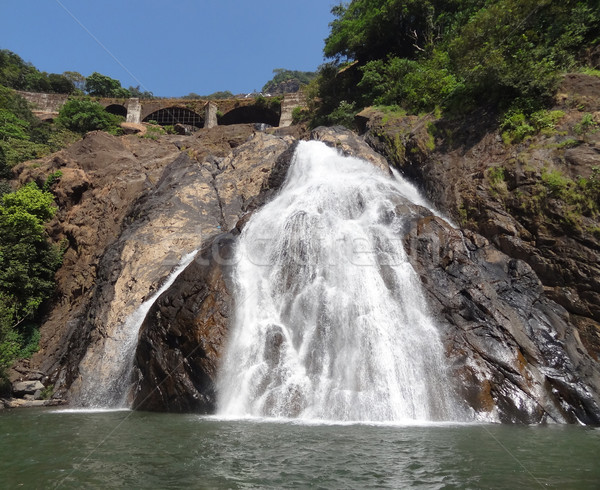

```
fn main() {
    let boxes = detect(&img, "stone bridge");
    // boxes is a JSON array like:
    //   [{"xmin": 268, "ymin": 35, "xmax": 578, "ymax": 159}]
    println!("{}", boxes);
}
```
[{"xmin": 16, "ymin": 91, "xmax": 305, "ymax": 128}]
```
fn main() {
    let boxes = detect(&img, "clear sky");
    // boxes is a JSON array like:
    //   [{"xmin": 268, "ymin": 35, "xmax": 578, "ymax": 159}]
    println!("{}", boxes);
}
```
[{"xmin": 1, "ymin": 0, "xmax": 337, "ymax": 97}]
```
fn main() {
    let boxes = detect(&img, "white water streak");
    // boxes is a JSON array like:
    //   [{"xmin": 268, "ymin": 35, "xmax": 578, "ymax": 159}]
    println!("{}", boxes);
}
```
[{"xmin": 79, "ymin": 250, "xmax": 198, "ymax": 408}]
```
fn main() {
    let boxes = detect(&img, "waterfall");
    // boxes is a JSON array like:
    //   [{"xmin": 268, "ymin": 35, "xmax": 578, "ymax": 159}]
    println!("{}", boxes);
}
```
[
  {"xmin": 217, "ymin": 141, "xmax": 460, "ymax": 422},
  {"xmin": 78, "ymin": 250, "xmax": 198, "ymax": 408}
]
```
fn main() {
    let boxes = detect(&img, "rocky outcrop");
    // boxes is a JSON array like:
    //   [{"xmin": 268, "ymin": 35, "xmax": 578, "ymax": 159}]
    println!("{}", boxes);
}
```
[
  {"xmin": 12, "ymin": 124, "xmax": 278, "ymax": 398},
  {"xmin": 13, "ymin": 111, "xmax": 600, "ymax": 423},
  {"xmin": 131, "ymin": 134, "xmax": 297, "ymax": 412},
  {"xmin": 123, "ymin": 127, "xmax": 600, "ymax": 422},
  {"xmin": 405, "ymin": 216, "xmax": 600, "ymax": 423}
]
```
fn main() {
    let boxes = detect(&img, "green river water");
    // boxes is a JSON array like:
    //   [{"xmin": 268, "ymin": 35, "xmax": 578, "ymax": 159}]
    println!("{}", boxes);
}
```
[{"xmin": 1, "ymin": 408, "xmax": 599, "ymax": 488}]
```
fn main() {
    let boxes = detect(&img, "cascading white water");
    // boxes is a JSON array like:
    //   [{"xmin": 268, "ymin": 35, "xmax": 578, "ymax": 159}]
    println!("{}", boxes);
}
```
[
  {"xmin": 217, "ymin": 141, "xmax": 460, "ymax": 422},
  {"xmin": 79, "ymin": 250, "xmax": 198, "ymax": 408}
]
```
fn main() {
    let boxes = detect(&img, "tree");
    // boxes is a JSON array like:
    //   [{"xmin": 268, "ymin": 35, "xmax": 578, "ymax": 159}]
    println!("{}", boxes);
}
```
[
  {"xmin": 56, "ymin": 99, "xmax": 123, "ymax": 134},
  {"xmin": 324, "ymin": 0, "xmax": 439, "ymax": 62},
  {"xmin": 0, "ymin": 182, "xmax": 62, "ymax": 383},
  {"xmin": 317, "ymin": 0, "xmax": 600, "ymax": 116},
  {"xmin": 128, "ymin": 85, "xmax": 154, "ymax": 99},
  {"xmin": 62, "ymin": 71, "xmax": 86, "ymax": 92},
  {"xmin": 48, "ymin": 73, "xmax": 75, "ymax": 94},
  {"xmin": 85, "ymin": 72, "xmax": 130, "ymax": 97}
]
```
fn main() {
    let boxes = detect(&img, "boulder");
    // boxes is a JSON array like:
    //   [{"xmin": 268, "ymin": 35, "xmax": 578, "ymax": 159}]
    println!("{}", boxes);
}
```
[{"xmin": 12, "ymin": 380, "xmax": 44, "ymax": 397}]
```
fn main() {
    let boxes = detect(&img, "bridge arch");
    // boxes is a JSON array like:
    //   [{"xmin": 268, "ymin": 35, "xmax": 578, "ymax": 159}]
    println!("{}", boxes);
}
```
[
  {"xmin": 105, "ymin": 104, "xmax": 127, "ymax": 118},
  {"xmin": 219, "ymin": 105, "xmax": 280, "ymax": 127},
  {"xmin": 143, "ymin": 107, "xmax": 204, "ymax": 128}
]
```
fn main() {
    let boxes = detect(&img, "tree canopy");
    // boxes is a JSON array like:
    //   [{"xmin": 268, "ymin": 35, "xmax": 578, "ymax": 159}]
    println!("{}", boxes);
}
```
[
  {"xmin": 315, "ymin": 0, "xmax": 600, "ymax": 122},
  {"xmin": 56, "ymin": 99, "xmax": 124, "ymax": 134},
  {"xmin": 0, "ymin": 181, "xmax": 62, "ymax": 385},
  {"xmin": 0, "ymin": 49, "xmax": 76, "ymax": 94},
  {"xmin": 85, "ymin": 72, "xmax": 131, "ymax": 98}
]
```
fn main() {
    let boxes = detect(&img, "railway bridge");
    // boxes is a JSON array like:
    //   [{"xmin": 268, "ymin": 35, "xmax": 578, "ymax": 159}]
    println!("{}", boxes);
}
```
[{"xmin": 16, "ymin": 90, "xmax": 305, "ymax": 129}]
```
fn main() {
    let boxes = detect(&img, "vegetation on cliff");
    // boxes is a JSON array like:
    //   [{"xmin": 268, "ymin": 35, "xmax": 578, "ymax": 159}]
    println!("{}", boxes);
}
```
[
  {"xmin": 262, "ymin": 69, "xmax": 317, "ymax": 94},
  {"xmin": 309, "ymin": 0, "xmax": 599, "ymax": 125},
  {"xmin": 0, "ymin": 181, "xmax": 62, "ymax": 390}
]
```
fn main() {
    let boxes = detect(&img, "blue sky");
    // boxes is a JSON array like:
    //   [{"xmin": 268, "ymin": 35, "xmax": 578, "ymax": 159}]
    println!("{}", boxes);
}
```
[{"xmin": 1, "ymin": 0, "xmax": 337, "ymax": 97}]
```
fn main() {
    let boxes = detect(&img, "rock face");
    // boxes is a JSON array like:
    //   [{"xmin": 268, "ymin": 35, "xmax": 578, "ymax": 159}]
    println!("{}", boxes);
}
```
[
  {"xmin": 405, "ymin": 216, "xmax": 600, "ymax": 423},
  {"xmin": 13, "ymin": 124, "xmax": 286, "ymax": 399},
  {"xmin": 14, "ymin": 112, "xmax": 600, "ymax": 423}
]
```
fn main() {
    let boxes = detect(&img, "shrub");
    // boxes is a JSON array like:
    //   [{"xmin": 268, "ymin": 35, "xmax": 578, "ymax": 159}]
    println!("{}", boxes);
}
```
[
  {"xmin": 501, "ymin": 109, "xmax": 565, "ymax": 144},
  {"xmin": 0, "ymin": 138, "xmax": 51, "ymax": 167},
  {"xmin": 0, "ymin": 181, "xmax": 63, "ymax": 383},
  {"xmin": 56, "ymin": 98, "xmax": 123, "ymax": 134},
  {"xmin": 291, "ymin": 106, "xmax": 311, "ymax": 124},
  {"xmin": 574, "ymin": 113, "xmax": 598, "ymax": 135},
  {"xmin": 327, "ymin": 100, "xmax": 358, "ymax": 128}
]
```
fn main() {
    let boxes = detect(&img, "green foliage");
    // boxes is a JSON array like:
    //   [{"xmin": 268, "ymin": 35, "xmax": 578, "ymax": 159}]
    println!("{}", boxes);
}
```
[
  {"xmin": 0, "ymin": 86, "xmax": 81, "ymax": 167},
  {"xmin": 327, "ymin": 100, "xmax": 358, "ymax": 129},
  {"xmin": 0, "ymin": 181, "xmax": 62, "ymax": 380},
  {"xmin": 182, "ymin": 91, "xmax": 234, "ymax": 100},
  {"xmin": 62, "ymin": 71, "xmax": 86, "ymax": 92},
  {"xmin": 43, "ymin": 171, "xmax": 63, "ymax": 191},
  {"xmin": 262, "ymin": 68, "xmax": 317, "ymax": 93},
  {"xmin": 46, "ymin": 128, "xmax": 81, "ymax": 151},
  {"xmin": 0, "ymin": 146, "xmax": 7, "ymax": 179},
  {"xmin": 540, "ymin": 168, "xmax": 599, "ymax": 217},
  {"xmin": 316, "ymin": 0, "xmax": 600, "ymax": 121},
  {"xmin": 142, "ymin": 124, "xmax": 165, "ymax": 140},
  {"xmin": 324, "ymin": 0, "xmax": 456, "ymax": 63},
  {"xmin": 84, "ymin": 72, "xmax": 131, "ymax": 98},
  {"xmin": 0, "ymin": 138, "xmax": 52, "ymax": 167},
  {"xmin": 579, "ymin": 67, "xmax": 600, "ymax": 78},
  {"xmin": 0, "ymin": 85, "xmax": 36, "ymax": 126},
  {"xmin": 0, "ymin": 109, "xmax": 30, "ymax": 141},
  {"xmin": 127, "ymin": 85, "xmax": 154, "ymax": 99},
  {"xmin": 0, "ymin": 49, "xmax": 75, "ymax": 94},
  {"xmin": 359, "ymin": 53, "xmax": 462, "ymax": 112},
  {"xmin": 205, "ymin": 91, "xmax": 234, "ymax": 100},
  {"xmin": 56, "ymin": 98, "xmax": 123, "ymax": 134},
  {"xmin": 292, "ymin": 106, "xmax": 311, "ymax": 124},
  {"xmin": 574, "ymin": 113, "xmax": 599, "ymax": 135},
  {"xmin": 254, "ymin": 95, "xmax": 283, "ymax": 115},
  {"xmin": 501, "ymin": 109, "xmax": 565, "ymax": 143}
]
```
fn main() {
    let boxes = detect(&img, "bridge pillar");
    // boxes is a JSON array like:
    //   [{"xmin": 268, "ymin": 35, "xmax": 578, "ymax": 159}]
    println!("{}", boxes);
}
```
[
  {"xmin": 279, "ymin": 92, "xmax": 306, "ymax": 127},
  {"xmin": 204, "ymin": 102, "xmax": 218, "ymax": 128},
  {"xmin": 126, "ymin": 98, "xmax": 141, "ymax": 123}
]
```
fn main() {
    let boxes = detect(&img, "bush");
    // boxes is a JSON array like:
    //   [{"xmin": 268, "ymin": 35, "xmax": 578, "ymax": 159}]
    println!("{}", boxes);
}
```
[
  {"xmin": 501, "ymin": 109, "xmax": 565, "ymax": 143},
  {"xmin": 359, "ymin": 53, "xmax": 462, "ymax": 113},
  {"xmin": 327, "ymin": 100, "xmax": 358, "ymax": 128},
  {"xmin": 574, "ymin": 113, "xmax": 598, "ymax": 135},
  {"xmin": 0, "ymin": 138, "xmax": 51, "ymax": 167},
  {"xmin": 84, "ymin": 72, "xmax": 131, "ymax": 97},
  {"xmin": 56, "ymin": 98, "xmax": 123, "ymax": 134},
  {"xmin": 0, "ymin": 181, "xmax": 63, "ymax": 382}
]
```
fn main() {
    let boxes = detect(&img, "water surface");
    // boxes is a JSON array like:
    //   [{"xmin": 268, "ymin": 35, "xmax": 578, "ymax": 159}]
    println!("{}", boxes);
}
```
[{"xmin": 1, "ymin": 409, "xmax": 599, "ymax": 488}]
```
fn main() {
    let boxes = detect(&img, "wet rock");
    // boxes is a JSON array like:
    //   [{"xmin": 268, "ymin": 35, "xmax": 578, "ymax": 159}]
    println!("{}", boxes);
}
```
[
  {"xmin": 131, "ymin": 234, "xmax": 235, "ymax": 412},
  {"xmin": 129, "ymin": 131, "xmax": 301, "ymax": 412},
  {"xmin": 404, "ymin": 215, "xmax": 600, "ymax": 423}
]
